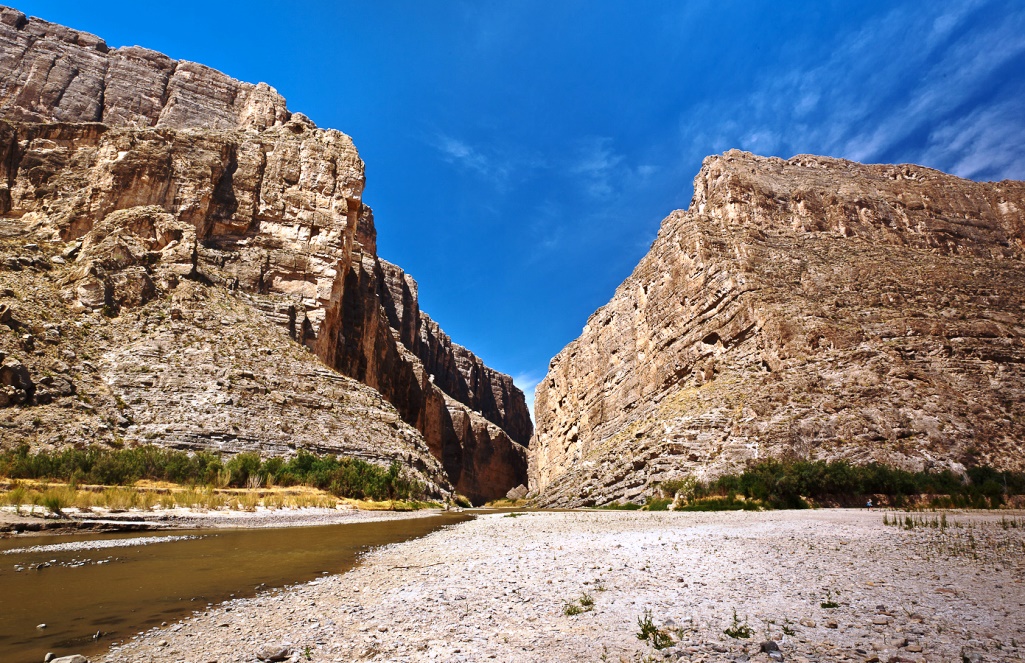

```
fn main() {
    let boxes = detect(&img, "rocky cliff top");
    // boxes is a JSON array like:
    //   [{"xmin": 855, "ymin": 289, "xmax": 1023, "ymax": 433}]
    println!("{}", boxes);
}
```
[
  {"xmin": 531, "ymin": 150, "xmax": 1025, "ymax": 506},
  {"xmin": 0, "ymin": 6, "xmax": 291, "ymax": 131},
  {"xmin": 692, "ymin": 150, "xmax": 1024, "ymax": 257}
]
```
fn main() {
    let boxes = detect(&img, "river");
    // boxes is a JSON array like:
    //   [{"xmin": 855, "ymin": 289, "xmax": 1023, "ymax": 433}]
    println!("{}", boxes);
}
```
[{"xmin": 0, "ymin": 513, "xmax": 470, "ymax": 663}]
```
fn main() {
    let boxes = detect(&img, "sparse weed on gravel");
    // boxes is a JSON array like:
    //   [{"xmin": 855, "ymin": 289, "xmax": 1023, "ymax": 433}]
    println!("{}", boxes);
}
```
[
  {"xmin": 237, "ymin": 492, "xmax": 260, "ymax": 511},
  {"xmin": 884, "ymin": 512, "xmax": 955, "ymax": 530},
  {"xmin": 562, "ymin": 602, "xmax": 583, "ymax": 616},
  {"xmin": 637, "ymin": 608, "xmax": 673, "ymax": 649},
  {"xmin": 724, "ymin": 608, "xmax": 754, "ymax": 639},
  {"xmin": 820, "ymin": 588, "xmax": 840, "ymax": 609},
  {"xmin": 101, "ymin": 486, "xmax": 139, "ymax": 511},
  {"xmin": 563, "ymin": 592, "xmax": 595, "ymax": 616},
  {"xmin": 1000, "ymin": 515, "xmax": 1024, "ymax": 529}
]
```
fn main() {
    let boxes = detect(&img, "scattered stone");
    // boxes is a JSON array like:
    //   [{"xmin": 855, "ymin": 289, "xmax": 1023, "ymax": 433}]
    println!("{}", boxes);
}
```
[{"xmin": 254, "ymin": 643, "xmax": 292, "ymax": 661}]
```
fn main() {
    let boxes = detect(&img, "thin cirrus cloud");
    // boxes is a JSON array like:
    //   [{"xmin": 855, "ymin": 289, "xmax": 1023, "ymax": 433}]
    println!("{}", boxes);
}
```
[
  {"xmin": 677, "ymin": 2, "xmax": 1025, "ymax": 182},
  {"xmin": 429, "ymin": 130, "xmax": 651, "ymax": 204},
  {"xmin": 570, "ymin": 136, "xmax": 625, "ymax": 200},
  {"xmin": 430, "ymin": 133, "xmax": 497, "ymax": 178},
  {"xmin": 427, "ymin": 132, "xmax": 550, "ymax": 191}
]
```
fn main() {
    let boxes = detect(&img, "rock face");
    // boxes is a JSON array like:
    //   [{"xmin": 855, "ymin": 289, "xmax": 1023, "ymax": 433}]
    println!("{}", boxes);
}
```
[
  {"xmin": 531, "ymin": 150, "xmax": 1025, "ymax": 506},
  {"xmin": 315, "ymin": 255, "xmax": 529, "ymax": 501},
  {"xmin": 0, "ymin": 6, "xmax": 528, "ymax": 502},
  {"xmin": 0, "ymin": 6, "xmax": 288, "ymax": 131}
]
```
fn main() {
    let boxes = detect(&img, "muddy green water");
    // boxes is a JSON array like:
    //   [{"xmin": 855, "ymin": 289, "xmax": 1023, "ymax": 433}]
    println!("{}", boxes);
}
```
[{"xmin": 0, "ymin": 513, "xmax": 470, "ymax": 663}]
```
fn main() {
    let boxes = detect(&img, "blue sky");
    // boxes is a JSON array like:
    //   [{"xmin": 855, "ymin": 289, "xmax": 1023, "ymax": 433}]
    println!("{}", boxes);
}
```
[{"xmin": 16, "ymin": 1, "xmax": 1025, "ymax": 416}]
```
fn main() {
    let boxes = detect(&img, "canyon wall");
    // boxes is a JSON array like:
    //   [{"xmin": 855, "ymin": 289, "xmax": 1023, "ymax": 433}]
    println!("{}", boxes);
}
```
[
  {"xmin": 0, "ymin": 6, "xmax": 528, "ymax": 502},
  {"xmin": 531, "ymin": 150, "xmax": 1025, "ymax": 506}
]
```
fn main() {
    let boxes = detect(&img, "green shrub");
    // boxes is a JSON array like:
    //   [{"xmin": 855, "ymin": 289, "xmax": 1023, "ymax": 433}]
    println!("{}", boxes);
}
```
[
  {"xmin": 598, "ymin": 501, "xmax": 642, "ymax": 510},
  {"xmin": 643, "ymin": 497, "xmax": 673, "ymax": 511},
  {"xmin": 681, "ymin": 459, "xmax": 1024, "ymax": 510},
  {"xmin": 225, "ymin": 452, "xmax": 262, "ymax": 487},
  {"xmin": 0, "ymin": 446, "xmax": 425, "ymax": 501}
]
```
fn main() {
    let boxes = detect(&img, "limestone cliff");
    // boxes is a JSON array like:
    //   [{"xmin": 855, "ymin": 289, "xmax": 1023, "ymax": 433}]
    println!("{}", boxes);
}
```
[
  {"xmin": 531, "ymin": 150, "xmax": 1025, "ymax": 506},
  {"xmin": 0, "ymin": 6, "xmax": 529, "ymax": 502}
]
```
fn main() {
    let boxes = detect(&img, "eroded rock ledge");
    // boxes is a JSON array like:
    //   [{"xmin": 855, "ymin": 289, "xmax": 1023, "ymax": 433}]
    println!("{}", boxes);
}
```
[
  {"xmin": 0, "ymin": 5, "xmax": 528, "ymax": 502},
  {"xmin": 530, "ymin": 150, "xmax": 1025, "ymax": 507}
]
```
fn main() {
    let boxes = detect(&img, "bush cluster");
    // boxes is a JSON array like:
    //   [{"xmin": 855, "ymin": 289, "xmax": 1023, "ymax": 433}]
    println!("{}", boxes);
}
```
[
  {"xmin": 0, "ymin": 444, "xmax": 424, "ymax": 501},
  {"xmin": 674, "ymin": 459, "xmax": 1025, "ymax": 510}
]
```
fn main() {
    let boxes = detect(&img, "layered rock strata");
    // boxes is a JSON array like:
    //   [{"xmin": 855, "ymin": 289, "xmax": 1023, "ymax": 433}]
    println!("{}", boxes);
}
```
[
  {"xmin": 316, "ymin": 254, "xmax": 528, "ymax": 502},
  {"xmin": 0, "ymin": 218, "xmax": 451, "ymax": 495},
  {"xmin": 0, "ymin": 6, "xmax": 529, "ymax": 502},
  {"xmin": 531, "ymin": 150, "xmax": 1025, "ymax": 506}
]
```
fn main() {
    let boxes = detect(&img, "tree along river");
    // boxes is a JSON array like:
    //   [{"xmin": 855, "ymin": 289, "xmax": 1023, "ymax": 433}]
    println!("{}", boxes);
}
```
[{"xmin": 0, "ymin": 513, "xmax": 470, "ymax": 663}]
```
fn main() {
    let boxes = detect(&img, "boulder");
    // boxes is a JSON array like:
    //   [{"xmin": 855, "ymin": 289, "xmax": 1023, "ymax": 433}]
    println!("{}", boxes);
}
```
[
  {"xmin": 255, "ymin": 644, "xmax": 292, "ymax": 662},
  {"xmin": 505, "ymin": 484, "xmax": 528, "ymax": 501}
]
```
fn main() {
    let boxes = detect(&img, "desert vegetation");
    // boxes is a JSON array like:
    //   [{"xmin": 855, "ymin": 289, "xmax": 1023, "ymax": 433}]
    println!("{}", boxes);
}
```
[
  {"xmin": 0, "ymin": 444, "xmax": 431, "ymax": 514},
  {"xmin": 604, "ymin": 459, "xmax": 1025, "ymax": 511}
]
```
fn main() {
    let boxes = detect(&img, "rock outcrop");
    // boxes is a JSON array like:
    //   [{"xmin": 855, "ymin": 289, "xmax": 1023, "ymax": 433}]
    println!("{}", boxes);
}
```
[
  {"xmin": 0, "ymin": 6, "xmax": 288, "ymax": 131},
  {"xmin": 531, "ymin": 150, "xmax": 1025, "ymax": 506},
  {"xmin": 0, "ymin": 6, "xmax": 529, "ymax": 502}
]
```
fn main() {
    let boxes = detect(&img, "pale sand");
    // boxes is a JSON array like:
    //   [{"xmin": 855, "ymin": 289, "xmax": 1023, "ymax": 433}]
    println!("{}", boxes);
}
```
[{"xmin": 99, "ymin": 509, "xmax": 1025, "ymax": 663}]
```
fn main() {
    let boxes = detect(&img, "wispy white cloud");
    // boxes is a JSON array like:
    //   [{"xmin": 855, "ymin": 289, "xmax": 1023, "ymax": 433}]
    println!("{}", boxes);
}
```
[
  {"xmin": 426, "ymin": 131, "xmax": 549, "ymax": 191},
  {"xmin": 678, "ymin": 3, "xmax": 1025, "ymax": 180},
  {"xmin": 430, "ymin": 133, "xmax": 499, "ymax": 178},
  {"xmin": 920, "ymin": 95, "xmax": 1025, "ymax": 180},
  {"xmin": 570, "ymin": 136, "xmax": 624, "ymax": 199}
]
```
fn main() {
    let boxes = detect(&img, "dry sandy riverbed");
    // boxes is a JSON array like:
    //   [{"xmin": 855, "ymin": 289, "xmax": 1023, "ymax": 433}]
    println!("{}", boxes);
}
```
[{"xmin": 96, "ymin": 509, "xmax": 1025, "ymax": 663}]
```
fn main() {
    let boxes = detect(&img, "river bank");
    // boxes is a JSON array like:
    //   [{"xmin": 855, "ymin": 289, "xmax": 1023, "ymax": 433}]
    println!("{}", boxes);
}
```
[
  {"xmin": 93, "ymin": 509, "xmax": 1024, "ymax": 663},
  {"xmin": 0, "ymin": 504, "xmax": 453, "ymax": 538}
]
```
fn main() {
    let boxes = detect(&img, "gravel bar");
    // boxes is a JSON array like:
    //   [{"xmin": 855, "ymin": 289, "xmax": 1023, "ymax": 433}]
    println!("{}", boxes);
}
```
[{"xmin": 98, "ymin": 509, "xmax": 1025, "ymax": 663}]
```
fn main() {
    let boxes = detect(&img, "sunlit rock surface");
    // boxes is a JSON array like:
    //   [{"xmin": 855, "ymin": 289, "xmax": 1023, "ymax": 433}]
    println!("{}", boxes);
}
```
[{"xmin": 531, "ymin": 150, "xmax": 1025, "ymax": 506}]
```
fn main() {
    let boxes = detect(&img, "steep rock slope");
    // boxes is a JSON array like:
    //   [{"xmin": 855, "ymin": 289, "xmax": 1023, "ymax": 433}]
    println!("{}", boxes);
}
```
[
  {"xmin": 0, "ymin": 6, "xmax": 528, "ymax": 502},
  {"xmin": 531, "ymin": 150, "xmax": 1025, "ymax": 506}
]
